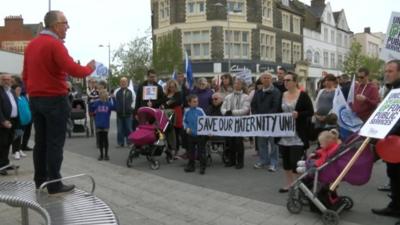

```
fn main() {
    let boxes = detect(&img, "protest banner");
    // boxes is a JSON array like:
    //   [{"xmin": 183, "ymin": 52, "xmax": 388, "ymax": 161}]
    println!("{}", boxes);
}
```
[
  {"xmin": 360, "ymin": 88, "xmax": 400, "ymax": 139},
  {"xmin": 143, "ymin": 86, "xmax": 158, "ymax": 100},
  {"xmin": 197, "ymin": 113, "xmax": 295, "ymax": 137},
  {"xmin": 380, "ymin": 12, "xmax": 400, "ymax": 61}
]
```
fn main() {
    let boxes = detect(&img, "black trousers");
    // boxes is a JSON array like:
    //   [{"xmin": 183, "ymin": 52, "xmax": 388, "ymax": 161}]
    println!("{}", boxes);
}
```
[
  {"xmin": 227, "ymin": 137, "xmax": 244, "ymax": 166},
  {"xmin": 387, "ymin": 162, "xmax": 400, "ymax": 209},
  {"xmin": 97, "ymin": 130, "xmax": 109, "ymax": 156},
  {"xmin": 0, "ymin": 124, "xmax": 15, "ymax": 168},
  {"xmin": 187, "ymin": 135, "xmax": 206, "ymax": 166},
  {"xmin": 30, "ymin": 96, "xmax": 69, "ymax": 191},
  {"xmin": 21, "ymin": 122, "xmax": 32, "ymax": 148}
]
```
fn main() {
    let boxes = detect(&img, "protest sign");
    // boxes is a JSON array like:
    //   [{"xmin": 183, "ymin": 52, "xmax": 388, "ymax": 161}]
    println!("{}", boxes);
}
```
[
  {"xmin": 380, "ymin": 12, "xmax": 400, "ymax": 61},
  {"xmin": 197, "ymin": 113, "xmax": 295, "ymax": 137},
  {"xmin": 143, "ymin": 86, "xmax": 158, "ymax": 100},
  {"xmin": 360, "ymin": 89, "xmax": 400, "ymax": 139}
]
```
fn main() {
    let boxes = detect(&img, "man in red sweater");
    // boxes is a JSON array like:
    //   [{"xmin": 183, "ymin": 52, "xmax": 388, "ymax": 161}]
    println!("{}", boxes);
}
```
[
  {"xmin": 23, "ymin": 10, "xmax": 95, "ymax": 194},
  {"xmin": 351, "ymin": 67, "xmax": 380, "ymax": 122}
]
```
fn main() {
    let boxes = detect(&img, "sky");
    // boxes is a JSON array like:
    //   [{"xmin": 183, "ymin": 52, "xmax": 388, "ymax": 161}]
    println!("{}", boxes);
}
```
[{"xmin": 0, "ymin": 0, "xmax": 399, "ymax": 67}]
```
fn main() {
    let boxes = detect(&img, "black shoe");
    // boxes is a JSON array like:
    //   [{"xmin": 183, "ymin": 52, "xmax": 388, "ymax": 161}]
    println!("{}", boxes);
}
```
[
  {"xmin": 98, "ymin": 156, "xmax": 103, "ymax": 161},
  {"xmin": 0, "ymin": 170, "xmax": 7, "ymax": 176},
  {"xmin": 378, "ymin": 184, "xmax": 391, "ymax": 192},
  {"xmin": 21, "ymin": 146, "xmax": 33, "ymax": 151},
  {"xmin": 104, "ymin": 155, "xmax": 110, "ymax": 161},
  {"xmin": 279, "ymin": 188, "xmax": 289, "ymax": 193},
  {"xmin": 48, "ymin": 184, "xmax": 75, "ymax": 195},
  {"xmin": 371, "ymin": 207, "xmax": 400, "ymax": 217},
  {"xmin": 199, "ymin": 168, "xmax": 205, "ymax": 175},
  {"xmin": 235, "ymin": 164, "xmax": 244, "ymax": 169},
  {"xmin": 225, "ymin": 163, "xmax": 235, "ymax": 167},
  {"xmin": 184, "ymin": 162, "xmax": 195, "ymax": 173}
]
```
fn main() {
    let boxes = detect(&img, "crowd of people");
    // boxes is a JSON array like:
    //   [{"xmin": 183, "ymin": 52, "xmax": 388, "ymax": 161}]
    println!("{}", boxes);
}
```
[{"xmin": 0, "ymin": 10, "xmax": 399, "ymax": 222}]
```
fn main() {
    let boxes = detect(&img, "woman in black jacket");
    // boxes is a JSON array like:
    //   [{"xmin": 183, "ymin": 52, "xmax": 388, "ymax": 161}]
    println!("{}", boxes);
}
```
[{"xmin": 277, "ymin": 72, "xmax": 314, "ymax": 193}]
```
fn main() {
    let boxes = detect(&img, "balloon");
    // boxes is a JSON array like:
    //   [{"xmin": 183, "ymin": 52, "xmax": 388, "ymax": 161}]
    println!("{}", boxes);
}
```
[{"xmin": 376, "ymin": 135, "xmax": 400, "ymax": 163}]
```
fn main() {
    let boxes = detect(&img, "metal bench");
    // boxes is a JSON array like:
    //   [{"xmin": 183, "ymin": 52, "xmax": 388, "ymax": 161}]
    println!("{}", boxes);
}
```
[{"xmin": 0, "ymin": 174, "xmax": 119, "ymax": 225}]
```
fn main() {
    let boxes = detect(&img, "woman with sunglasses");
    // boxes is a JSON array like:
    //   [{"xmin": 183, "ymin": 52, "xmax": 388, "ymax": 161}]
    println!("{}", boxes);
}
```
[{"xmin": 277, "ymin": 72, "xmax": 314, "ymax": 193}]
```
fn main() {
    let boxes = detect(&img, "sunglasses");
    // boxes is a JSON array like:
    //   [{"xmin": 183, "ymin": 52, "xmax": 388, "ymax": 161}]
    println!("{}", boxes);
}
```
[
  {"xmin": 212, "ymin": 98, "xmax": 219, "ymax": 101},
  {"xmin": 283, "ymin": 79, "xmax": 293, "ymax": 82},
  {"xmin": 357, "ymin": 76, "xmax": 365, "ymax": 79}
]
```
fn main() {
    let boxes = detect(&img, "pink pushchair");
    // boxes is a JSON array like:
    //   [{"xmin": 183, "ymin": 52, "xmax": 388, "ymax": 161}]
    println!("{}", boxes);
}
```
[
  {"xmin": 287, "ymin": 134, "xmax": 375, "ymax": 225},
  {"xmin": 126, "ymin": 107, "xmax": 173, "ymax": 170}
]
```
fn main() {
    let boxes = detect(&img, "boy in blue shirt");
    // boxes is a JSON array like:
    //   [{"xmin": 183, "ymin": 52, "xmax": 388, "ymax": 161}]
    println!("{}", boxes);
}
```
[{"xmin": 183, "ymin": 94, "xmax": 207, "ymax": 174}]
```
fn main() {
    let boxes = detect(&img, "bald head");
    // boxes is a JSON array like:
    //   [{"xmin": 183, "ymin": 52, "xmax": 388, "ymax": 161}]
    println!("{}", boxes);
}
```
[
  {"xmin": 120, "ymin": 77, "xmax": 128, "ymax": 88},
  {"xmin": 0, "ymin": 73, "xmax": 12, "ymax": 88},
  {"xmin": 260, "ymin": 72, "xmax": 273, "ymax": 88}
]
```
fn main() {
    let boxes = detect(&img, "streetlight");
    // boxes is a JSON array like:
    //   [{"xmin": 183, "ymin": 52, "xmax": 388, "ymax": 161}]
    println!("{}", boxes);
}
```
[
  {"xmin": 48, "ymin": 0, "xmax": 51, "ymax": 11},
  {"xmin": 99, "ymin": 42, "xmax": 111, "ymax": 90},
  {"xmin": 214, "ymin": 2, "xmax": 242, "ymax": 73}
]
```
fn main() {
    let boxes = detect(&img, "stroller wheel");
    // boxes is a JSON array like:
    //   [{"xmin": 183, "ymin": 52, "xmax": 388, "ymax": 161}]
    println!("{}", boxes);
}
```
[
  {"xmin": 321, "ymin": 210, "xmax": 339, "ymax": 225},
  {"xmin": 287, "ymin": 198, "xmax": 303, "ymax": 214},
  {"xmin": 150, "ymin": 160, "xmax": 160, "ymax": 170},
  {"xmin": 126, "ymin": 156, "xmax": 133, "ymax": 168},
  {"xmin": 340, "ymin": 196, "xmax": 354, "ymax": 210},
  {"xmin": 166, "ymin": 151, "xmax": 173, "ymax": 164}
]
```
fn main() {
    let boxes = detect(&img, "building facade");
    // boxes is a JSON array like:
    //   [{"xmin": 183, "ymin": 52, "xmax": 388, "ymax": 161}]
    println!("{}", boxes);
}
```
[
  {"xmin": 300, "ymin": 0, "xmax": 352, "ymax": 92},
  {"xmin": 0, "ymin": 16, "xmax": 43, "ymax": 54},
  {"xmin": 151, "ymin": 0, "xmax": 304, "ymax": 77},
  {"xmin": 352, "ymin": 27, "xmax": 385, "ymax": 58}
]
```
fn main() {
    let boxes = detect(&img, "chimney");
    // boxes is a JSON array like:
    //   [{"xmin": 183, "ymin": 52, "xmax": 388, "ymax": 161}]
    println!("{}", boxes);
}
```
[
  {"xmin": 311, "ymin": 0, "xmax": 325, "ymax": 8},
  {"xmin": 4, "ymin": 15, "xmax": 23, "ymax": 28},
  {"xmin": 364, "ymin": 27, "xmax": 371, "ymax": 34}
]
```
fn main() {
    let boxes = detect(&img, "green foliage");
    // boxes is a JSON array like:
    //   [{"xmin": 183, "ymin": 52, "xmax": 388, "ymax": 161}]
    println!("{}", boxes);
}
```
[
  {"xmin": 152, "ymin": 30, "xmax": 183, "ymax": 75},
  {"xmin": 112, "ymin": 34, "xmax": 152, "ymax": 85},
  {"xmin": 343, "ymin": 41, "xmax": 385, "ymax": 80}
]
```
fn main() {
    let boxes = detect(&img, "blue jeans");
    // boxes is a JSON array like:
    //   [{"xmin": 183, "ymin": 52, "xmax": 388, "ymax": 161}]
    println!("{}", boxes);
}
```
[
  {"xmin": 257, "ymin": 137, "xmax": 279, "ymax": 167},
  {"xmin": 30, "ymin": 96, "xmax": 69, "ymax": 191},
  {"xmin": 117, "ymin": 116, "xmax": 132, "ymax": 146}
]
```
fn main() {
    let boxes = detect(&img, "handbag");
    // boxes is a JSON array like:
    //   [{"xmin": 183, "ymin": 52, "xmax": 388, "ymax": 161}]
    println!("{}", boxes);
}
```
[{"xmin": 18, "ymin": 96, "xmax": 32, "ymax": 126}]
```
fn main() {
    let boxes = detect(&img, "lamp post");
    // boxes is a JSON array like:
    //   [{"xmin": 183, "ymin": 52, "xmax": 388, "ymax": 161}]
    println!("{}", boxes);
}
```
[
  {"xmin": 99, "ymin": 42, "xmax": 111, "ymax": 90},
  {"xmin": 214, "ymin": 3, "xmax": 242, "ymax": 73}
]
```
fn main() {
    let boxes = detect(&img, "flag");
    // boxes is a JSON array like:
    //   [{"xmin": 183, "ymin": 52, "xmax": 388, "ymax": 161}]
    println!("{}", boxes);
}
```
[
  {"xmin": 171, "ymin": 70, "xmax": 177, "ymax": 80},
  {"xmin": 347, "ymin": 75, "xmax": 356, "ymax": 105},
  {"xmin": 128, "ymin": 79, "xmax": 135, "ymax": 94},
  {"xmin": 184, "ymin": 51, "xmax": 193, "ymax": 89},
  {"xmin": 331, "ymin": 87, "xmax": 363, "ymax": 133}
]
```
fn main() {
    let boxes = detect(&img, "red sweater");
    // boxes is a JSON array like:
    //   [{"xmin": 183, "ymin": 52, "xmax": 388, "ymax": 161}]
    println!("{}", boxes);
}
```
[
  {"xmin": 23, "ymin": 34, "xmax": 94, "ymax": 97},
  {"xmin": 351, "ymin": 83, "xmax": 380, "ymax": 122}
]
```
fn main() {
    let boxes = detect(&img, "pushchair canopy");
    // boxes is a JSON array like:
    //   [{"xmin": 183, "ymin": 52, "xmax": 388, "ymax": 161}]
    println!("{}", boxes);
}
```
[{"xmin": 137, "ymin": 107, "xmax": 169, "ymax": 131}]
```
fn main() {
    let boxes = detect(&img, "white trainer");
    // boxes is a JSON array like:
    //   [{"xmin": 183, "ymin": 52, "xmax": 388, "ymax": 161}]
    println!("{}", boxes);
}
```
[{"xmin": 14, "ymin": 151, "xmax": 21, "ymax": 160}]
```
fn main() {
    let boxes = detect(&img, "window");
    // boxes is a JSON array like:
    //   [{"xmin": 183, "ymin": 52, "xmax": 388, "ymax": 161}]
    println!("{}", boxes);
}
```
[
  {"xmin": 293, "ymin": 42, "xmax": 302, "ymax": 63},
  {"xmin": 159, "ymin": 0, "xmax": 170, "ymax": 21},
  {"xmin": 281, "ymin": 0, "xmax": 289, "ymax": 6},
  {"xmin": 293, "ymin": 16, "xmax": 301, "ymax": 34},
  {"xmin": 330, "ymin": 30, "xmax": 335, "ymax": 44},
  {"xmin": 186, "ymin": 0, "xmax": 206, "ymax": 15},
  {"xmin": 227, "ymin": 0, "xmax": 245, "ymax": 14},
  {"xmin": 344, "ymin": 35, "xmax": 348, "ymax": 47},
  {"xmin": 282, "ymin": 12, "xmax": 290, "ymax": 32},
  {"xmin": 337, "ymin": 54, "xmax": 343, "ymax": 69},
  {"xmin": 337, "ymin": 32, "xmax": 342, "ymax": 47},
  {"xmin": 183, "ymin": 30, "xmax": 210, "ymax": 59},
  {"xmin": 260, "ymin": 31, "xmax": 276, "ymax": 61},
  {"xmin": 225, "ymin": 30, "xmax": 250, "ymax": 59},
  {"xmin": 262, "ymin": 0, "xmax": 273, "ymax": 21},
  {"xmin": 330, "ymin": 53, "xmax": 335, "ymax": 68},
  {"xmin": 306, "ymin": 49, "xmax": 313, "ymax": 62},
  {"xmin": 314, "ymin": 51, "xmax": 320, "ymax": 64},
  {"xmin": 324, "ymin": 28, "xmax": 328, "ymax": 42},
  {"xmin": 282, "ymin": 39, "xmax": 292, "ymax": 64},
  {"xmin": 323, "ymin": 51, "xmax": 329, "ymax": 67}
]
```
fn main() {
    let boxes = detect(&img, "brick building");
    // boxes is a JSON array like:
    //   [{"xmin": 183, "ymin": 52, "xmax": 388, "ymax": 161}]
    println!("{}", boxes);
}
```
[
  {"xmin": 151, "ymin": 0, "xmax": 304, "ymax": 76},
  {"xmin": 0, "ymin": 16, "xmax": 43, "ymax": 54}
]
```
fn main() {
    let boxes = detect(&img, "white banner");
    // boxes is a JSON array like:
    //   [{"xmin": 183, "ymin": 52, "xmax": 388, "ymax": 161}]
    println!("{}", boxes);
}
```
[
  {"xmin": 380, "ymin": 12, "xmax": 400, "ymax": 61},
  {"xmin": 197, "ymin": 113, "xmax": 296, "ymax": 137},
  {"xmin": 360, "ymin": 89, "xmax": 400, "ymax": 139}
]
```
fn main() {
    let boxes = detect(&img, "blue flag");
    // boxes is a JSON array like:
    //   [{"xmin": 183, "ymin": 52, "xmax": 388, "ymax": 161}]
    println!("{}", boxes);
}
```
[
  {"xmin": 171, "ymin": 70, "xmax": 177, "ymax": 80},
  {"xmin": 331, "ymin": 87, "xmax": 363, "ymax": 133},
  {"xmin": 184, "ymin": 51, "xmax": 193, "ymax": 89}
]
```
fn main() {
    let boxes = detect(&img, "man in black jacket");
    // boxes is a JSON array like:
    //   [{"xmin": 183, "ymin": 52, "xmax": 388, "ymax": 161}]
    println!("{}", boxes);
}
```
[
  {"xmin": 135, "ymin": 69, "xmax": 165, "ymax": 109},
  {"xmin": 115, "ymin": 77, "xmax": 135, "ymax": 147},
  {"xmin": 0, "ymin": 73, "xmax": 19, "ymax": 175},
  {"xmin": 251, "ymin": 73, "xmax": 281, "ymax": 172},
  {"xmin": 372, "ymin": 60, "xmax": 400, "ymax": 219}
]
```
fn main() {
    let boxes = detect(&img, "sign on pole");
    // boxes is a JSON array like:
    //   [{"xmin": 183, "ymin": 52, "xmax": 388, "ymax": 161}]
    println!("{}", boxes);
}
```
[
  {"xmin": 359, "ymin": 89, "xmax": 400, "ymax": 139},
  {"xmin": 380, "ymin": 12, "xmax": 400, "ymax": 61}
]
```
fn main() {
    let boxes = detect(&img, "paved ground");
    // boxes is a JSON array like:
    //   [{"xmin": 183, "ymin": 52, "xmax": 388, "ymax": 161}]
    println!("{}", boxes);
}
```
[{"xmin": 1, "ymin": 115, "xmax": 398, "ymax": 225}]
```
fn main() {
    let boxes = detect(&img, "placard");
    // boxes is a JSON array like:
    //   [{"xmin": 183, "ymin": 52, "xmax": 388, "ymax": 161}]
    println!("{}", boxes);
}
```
[
  {"xmin": 143, "ymin": 86, "xmax": 158, "ymax": 100},
  {"xmin": 380, "ymin": 12, "xmax": 400, "ymax": 61}
]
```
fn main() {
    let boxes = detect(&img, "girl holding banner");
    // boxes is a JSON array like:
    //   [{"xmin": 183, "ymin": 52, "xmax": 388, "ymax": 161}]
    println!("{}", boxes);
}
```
[{"xmin": 277, "ymin": 72, "xmax": 314, "ymax": 193}]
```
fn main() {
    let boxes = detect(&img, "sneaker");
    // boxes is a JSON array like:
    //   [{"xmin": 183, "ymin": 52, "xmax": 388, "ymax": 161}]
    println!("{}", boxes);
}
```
[
  {"xmin": 253, "ymin": 162, "xmax": 264, "ymax": 169},
  {"xmin": 98, "ymin": 155, "xmax": 103, "ymax": 161},
  {"xmin": 296, "ymin": 166, "xmax": 306, "ymax": 173},
  {"xmin": 13, "ymin": 152, "xmax": 21, "ymax": 160},
  {"xmin": 19, "ymin": 150, "xmax": 27, "ymax": 157},
  {"xmin": 104, "ymin": 155, "xmax": 110, "ymax": 161},
  {"xmin": 268, "ymin": 165, "xmax": 277, "ymax": 172},
  {"xmin": 297, "ymin": 160, "xmax": 306, "ymax": 167}
]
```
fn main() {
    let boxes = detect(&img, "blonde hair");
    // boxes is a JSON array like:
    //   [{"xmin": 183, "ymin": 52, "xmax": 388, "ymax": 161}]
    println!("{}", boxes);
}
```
[
  {"xmin": 166, "ymin": 79, "xmax": 181, "ymax": 95},
  {"xmin": 99, "ymin": 90, "xmax": 109, "ymax": 102},
  {"xmin": 318, "ymin": 129, "xmax": 339, "ymax": 144}
]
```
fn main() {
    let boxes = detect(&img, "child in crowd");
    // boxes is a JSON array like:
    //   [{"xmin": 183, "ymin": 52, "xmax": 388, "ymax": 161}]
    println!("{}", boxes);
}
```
[
  {"xmin": 90, "ymin": 90, "xmax": 115, "ymax": 161},
  {"xmin": 11, "ymin": 84, "xmax": 30, "ymax": 160},
  {"xmin": 297, "ymin": 129, "xmax": 341, "ymax": 173},
  {"xmin": 183, "ymin": 94, "xmax": 207, "ymax": 175}
]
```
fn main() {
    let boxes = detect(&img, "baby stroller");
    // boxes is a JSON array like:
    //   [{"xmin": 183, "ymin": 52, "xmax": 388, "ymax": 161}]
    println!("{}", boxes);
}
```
[
  {"xmin": 126, "ymin": 107, "xmax": 174, "ymax": 170},
  {"xmin": 205, "ymin": 137, "xmax": 229, "ymax": 166},
  {"xmin": 286, "ymin": 134, "xmax": 375, "ymax": 225},
  {"xmin": 67, "ymin": 99, "xmax": 90, "ymax": 138}
]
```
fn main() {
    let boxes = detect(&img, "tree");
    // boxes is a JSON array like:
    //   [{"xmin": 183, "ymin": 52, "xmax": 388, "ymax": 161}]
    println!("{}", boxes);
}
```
[
  {"xmin": 112, "ymin": 34, "xmax": 152, "ymax": 85},
  {"xmin": 152, "ymin": 30, "xmax": 183, "ymax": 76},
  {"xmin": 343, "ymin": 41, "xmax": 385, "ymax": 80}
]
